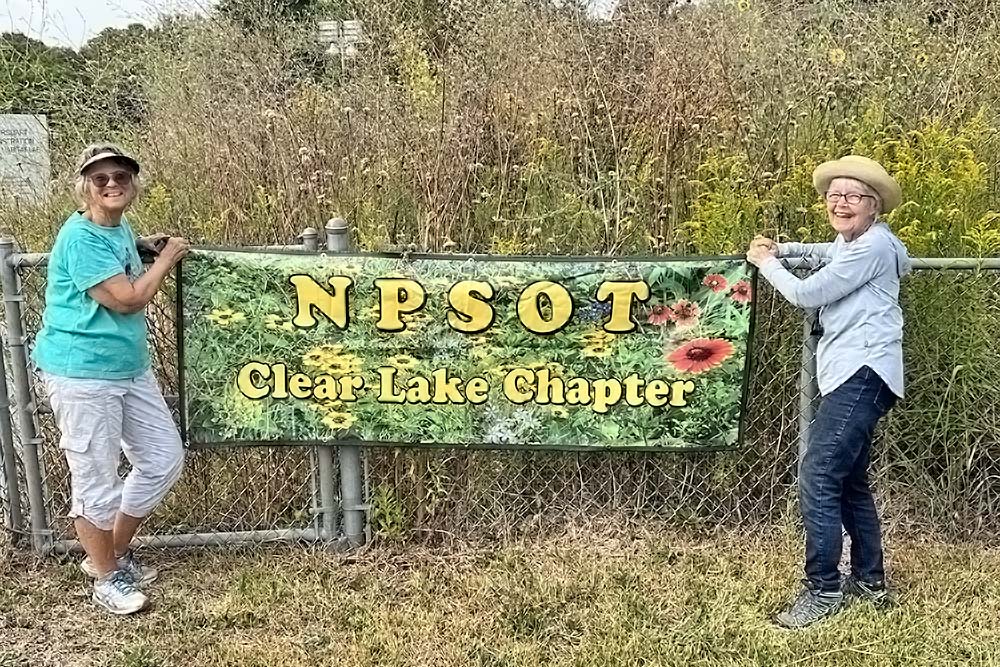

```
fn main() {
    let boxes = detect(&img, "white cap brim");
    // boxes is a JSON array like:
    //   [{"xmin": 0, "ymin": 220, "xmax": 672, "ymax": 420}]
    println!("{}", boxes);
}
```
[{"xmin": 80, "ymin": 151, "xmax": 140, "ymax": 175}]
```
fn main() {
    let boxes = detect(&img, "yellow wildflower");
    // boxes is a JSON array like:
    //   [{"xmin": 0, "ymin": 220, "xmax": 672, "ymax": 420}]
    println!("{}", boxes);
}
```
[
  {"xmin": 264, "ymin": 314, "xmax": 297, "ymax": 333},
  {"xmin": 302, "ymin": 348, "xmax": 326, "ymax": 367},
  {"xmin": 317, "ymin": 344, "xmax": 345, "ymax": 358},
  {"xmin": 334, "ymin": 263, "xmax": 361, "ymax": 275},
  {"xmin": 313, "ymin": 398, "xmax": 343, "ymax": 412},
  {"xmin": 323, "ymin": 357, "xmax": 361, "ymax": 376},
  {"xmin": 581, "ymin": 329, "xmax": 612, "ymax": 343},
  {"xmin": 828, "ymin": 48, "xmax": 847, "ymax": 66},
  {"xmin": 386, "ymin": 354, "xmax": 418, "ymax": 370},
  {"xmin": 304, "ymin": 344, "xmax": 346, "ymax": 368},
  {"xmin": 322, "ymin": 411, "xmax": 357, "ymax": 430},
  {"xmin": 206, "ymin": 308, "xmax": 246, "ymax": 326},
  {"xmin": 582, "ymin": 344, "xmax": 612, "ymax": 358}
]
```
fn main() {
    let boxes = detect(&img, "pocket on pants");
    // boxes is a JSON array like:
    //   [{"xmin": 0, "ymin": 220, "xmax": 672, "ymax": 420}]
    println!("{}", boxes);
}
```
[{"xmin": 56, "ymin": 400, "xmax": 101, "ymax": 453}]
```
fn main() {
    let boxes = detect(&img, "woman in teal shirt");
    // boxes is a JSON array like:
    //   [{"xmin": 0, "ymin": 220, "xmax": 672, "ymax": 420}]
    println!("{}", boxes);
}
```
[{"xmin": 33, "ymin": 143, "xmax": 189, "ymax": 615}]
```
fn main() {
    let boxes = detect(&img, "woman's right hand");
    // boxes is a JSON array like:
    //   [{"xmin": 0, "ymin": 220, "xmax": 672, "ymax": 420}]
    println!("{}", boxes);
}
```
[
  {"xmin": 154, "ymin": 237, "xmax": 191, "ymax": 268},
  {"xmin": 751, "ymin": 235, "xmax": 778, "ymax": 254}
]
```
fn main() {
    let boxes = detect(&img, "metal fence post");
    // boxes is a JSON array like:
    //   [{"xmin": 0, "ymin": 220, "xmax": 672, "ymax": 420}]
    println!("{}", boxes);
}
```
[
  {"xmin": 797, "ymin": 309, "xmax": 821, "ymax": 466},
  {"xmin": 0, "ymin": 320, "xmax": 25, "ymax": 540},
  {"xmin": 301, "ymin": 227, "xmax": 340, "ymax": 541},
  {"xmin": 0, "ymin": 237, "xmax": 51, "ymax": 554},
  {"xmin": 326, "ymin": 217, "xmax": 366, "ymax": 547}
]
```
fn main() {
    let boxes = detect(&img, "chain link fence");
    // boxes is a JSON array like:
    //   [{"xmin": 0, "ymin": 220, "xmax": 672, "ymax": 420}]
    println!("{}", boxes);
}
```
[
  {"xmin": 362, "ymin": 265, "xmax": 1000, "ymax": 543},
  {"xmin": 2, "ymin": 229, "xmax": 999, "ymax": 553}
]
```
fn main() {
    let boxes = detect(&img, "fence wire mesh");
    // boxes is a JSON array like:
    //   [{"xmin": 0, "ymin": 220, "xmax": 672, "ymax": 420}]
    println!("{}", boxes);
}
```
[
  {"xmin": 0, "ymin": 330, "xmax": 29, "ymax": 545},
  {"xmin": 3, "ymin": 253, "xmax": 1000, "ymax": 550}
]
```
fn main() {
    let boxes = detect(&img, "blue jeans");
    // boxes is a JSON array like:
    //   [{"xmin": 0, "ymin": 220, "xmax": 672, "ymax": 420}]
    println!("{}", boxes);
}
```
[{"xmin": 800, "ymin": 366, "xmax": 897, "ymax": 591}]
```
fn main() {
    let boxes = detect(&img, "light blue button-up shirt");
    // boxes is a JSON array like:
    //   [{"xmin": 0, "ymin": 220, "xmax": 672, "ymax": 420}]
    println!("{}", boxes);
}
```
[{"xmin": 758, "ymin": 222, "xmax": 912, "ymax": 398}]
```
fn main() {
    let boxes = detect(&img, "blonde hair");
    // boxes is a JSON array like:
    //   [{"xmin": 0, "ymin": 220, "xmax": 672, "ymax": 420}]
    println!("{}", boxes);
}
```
[{"xmin": 73, "ymin": 142, "xmax": 143, "ymax": 208}]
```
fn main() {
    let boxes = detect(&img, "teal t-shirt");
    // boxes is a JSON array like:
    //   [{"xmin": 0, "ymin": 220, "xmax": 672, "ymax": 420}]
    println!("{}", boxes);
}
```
[{"xmin": 33, "ymin": 211, "xmax": 150, "ymax": 379}]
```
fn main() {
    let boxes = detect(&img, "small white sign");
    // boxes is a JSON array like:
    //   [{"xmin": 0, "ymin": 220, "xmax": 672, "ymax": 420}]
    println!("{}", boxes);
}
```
[
  {"xmin": 317, "ymin": 19, "xmax": 364, "ymax": 58},
  {"xmin": 0, "ymin": 114, "xmax": 50, "ymax": 205}
]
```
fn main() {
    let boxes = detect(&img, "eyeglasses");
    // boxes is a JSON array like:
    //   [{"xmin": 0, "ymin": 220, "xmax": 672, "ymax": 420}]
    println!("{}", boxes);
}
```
[
  {"xmin": 824, "ymin": 192, "xmax": 875, "ymax": 205},
  {"xmin": 88, "ymin": 171, "xmax": 133, "ymax": 187}
]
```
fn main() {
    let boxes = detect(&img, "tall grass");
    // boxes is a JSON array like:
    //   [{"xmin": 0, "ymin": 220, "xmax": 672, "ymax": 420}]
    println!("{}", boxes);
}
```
[
  {"xmin": 5, "ymin": 0, "xmax": 1000, "ymax": 255},
  {"xmin": 4, "ymin": 0, "xmax": 1000, "ymax": 541}
]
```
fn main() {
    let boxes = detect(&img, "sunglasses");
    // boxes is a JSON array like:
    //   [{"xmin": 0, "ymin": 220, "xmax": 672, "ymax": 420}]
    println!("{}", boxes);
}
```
[{"xmin": 88, "ymin": 170, "xmax": 133, "ymax": 187}]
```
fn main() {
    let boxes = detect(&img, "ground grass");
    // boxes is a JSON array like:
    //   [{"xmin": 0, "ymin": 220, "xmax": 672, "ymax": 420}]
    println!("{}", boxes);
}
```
[{"xmin": 2, "ymin": 527, "xmax": 1000, "ymax": 666}]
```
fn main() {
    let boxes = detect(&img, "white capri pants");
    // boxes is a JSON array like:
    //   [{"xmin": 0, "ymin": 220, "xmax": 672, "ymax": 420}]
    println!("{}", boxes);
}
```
[{"xmin": 43, "ymin": 370, "xmax": 185, "ymax": 531}]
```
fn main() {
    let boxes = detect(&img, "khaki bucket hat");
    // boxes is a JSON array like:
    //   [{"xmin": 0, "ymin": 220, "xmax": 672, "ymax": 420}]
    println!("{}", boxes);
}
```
[{"xmin": 812, "ymin": 155, "xmax": 901, "ymax": 212}]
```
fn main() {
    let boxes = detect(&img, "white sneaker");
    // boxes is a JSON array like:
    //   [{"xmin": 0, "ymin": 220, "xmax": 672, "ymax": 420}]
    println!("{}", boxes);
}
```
[
  {"xmin": 81, "ymin": 550, "xmax": 158, "ymax": 587},
  {"xmin": 92, "ymin": 570, "xmax": 150, "ymax": 615}
]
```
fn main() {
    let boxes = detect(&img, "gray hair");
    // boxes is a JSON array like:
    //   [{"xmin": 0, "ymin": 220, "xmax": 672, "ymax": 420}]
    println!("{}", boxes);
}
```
[{"xmin": 73, "ymin": 142, "xmax": 143, "ymax": 207}]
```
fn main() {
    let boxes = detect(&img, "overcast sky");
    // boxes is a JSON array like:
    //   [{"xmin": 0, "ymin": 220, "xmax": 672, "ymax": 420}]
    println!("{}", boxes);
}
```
[
  {"xmin": 4, "ymin": 0, "xmax": 622, "ymax": 49},
  {"xmin": 2, "ymin": 0, "xmax": 206, "ymax": 48}
]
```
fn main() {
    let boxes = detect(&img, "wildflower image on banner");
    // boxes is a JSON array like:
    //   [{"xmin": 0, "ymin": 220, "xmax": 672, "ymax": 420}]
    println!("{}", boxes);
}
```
[{"xmin": 179, "ymin": 250, "xmax": 756, "ymax": 451}]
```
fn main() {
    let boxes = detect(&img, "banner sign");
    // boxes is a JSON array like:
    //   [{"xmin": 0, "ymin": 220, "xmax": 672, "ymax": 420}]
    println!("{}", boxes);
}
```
[{"xmin": 179, "ymin": 250, "xmax": 755, "ymax": 451}]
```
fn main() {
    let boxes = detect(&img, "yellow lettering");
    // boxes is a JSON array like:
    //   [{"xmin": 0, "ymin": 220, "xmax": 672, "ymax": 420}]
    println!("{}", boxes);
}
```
[
  {"xmin": 503, "ymin": 369, "xmax": 535, "ymax": 403},
  {"xmin": 338, "ymin": 375, "xmax": 364, "ymax": 401},
  {"xmin": 645, "ymin": 379, "xmax": 671, "ymax": 407},
  {"xmin": 623, "ymin": 374, "xmax": 645, "ymax": 407},
  {"xmin": 518, "ymin": 281, "xmax": 573, "ymax": 334},
  {"xmin": 377, "ymin": 366, "xmax": 406, "ymax": 403},
  {"xmin": 534, "ymin": 369, "xmax": 565, "ymax": 404},
  {"xmin": 314, "ymin": 375, "xmax": 339, "ymax": 400},
  {"xmin": 670, "ymin": 380, "xmax": 696, "ymax": 407},
  {"xmin": 596, "ymin": 281, "xmax": 650, "ymax": 333},
  {"xmin": 236, "ymin": 362, "xmax": 271, "ymax": 399},
  {"xmin": 271, "ymin": 363, "xmax": 289, "ymax": 399},
  {"xmin": 288, "ymin": 372, "xmax": 313, "ymax": 399},
  {"xmin": 465, "ymin": 377, "xmax": 489, "ymax": 403},
  {"xmin": 565, "ymin": 377, "xmax": 590, "ymax": 405},
  {"xmin": 432, "ymin": 368, "xmax": 466, "ymax": 404},
  {"xmin": 289, "ymin": 275, "xmax": 353, "ymax": 329},
  {"xmin": 374, "ymin": 278, "xmax": 426, "ymax": 331},
  {"xmin": 447, "ymin": 281, "xmax": 495, "ymax": 333},
  {"xmin": 591, "ymin": 379, "xmax": 623, "ymax": 413},
  {"xmin": 406, "ymin": 376, "xmax": 432, "ymax": 403}
]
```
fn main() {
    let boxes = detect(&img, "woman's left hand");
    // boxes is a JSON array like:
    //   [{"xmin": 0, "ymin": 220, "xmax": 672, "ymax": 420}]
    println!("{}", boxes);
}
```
[{"xmin": 746, "ymin": 242, "xmax": 777, "ymax": 268}]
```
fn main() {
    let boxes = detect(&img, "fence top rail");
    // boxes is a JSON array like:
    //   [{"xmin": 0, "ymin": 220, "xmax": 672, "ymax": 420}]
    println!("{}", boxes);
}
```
[
  {"xmin": 3, "ymin": 246, "xmax": 999, "ymax": 272},
  {"xmin": 780, "ymin": 257, "xmax": 1000, "ymax": 270},
  {"xmin": 6, "ymin": 244, "xmax": 311, "ymax": 269}
]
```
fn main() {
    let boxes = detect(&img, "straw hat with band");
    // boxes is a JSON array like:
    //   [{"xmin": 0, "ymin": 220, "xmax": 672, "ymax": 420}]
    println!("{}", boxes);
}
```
[
  {"xmin": 78, "ymin": 149, "xmax": 141, "ymax": 176},
  {"xmin": 812, "ymin": 155, "xmax": 901, "ymax": 213}
]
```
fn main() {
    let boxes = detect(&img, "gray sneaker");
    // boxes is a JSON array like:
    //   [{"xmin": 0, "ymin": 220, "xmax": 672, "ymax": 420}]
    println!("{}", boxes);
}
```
[
  {"xmin": 81, "ymin": 550, "xmax": 158, "ymax": 587},
  {"xmin": 774, "ymin": 582, "xmax": 845, "ymax": 629},
  {"xmin": 92, "ymin": 570, "xmax": 150, "ymax": 615},
  {"xmin": 842, "ymin": 575, "xmax": 895, "ymax": 608}
]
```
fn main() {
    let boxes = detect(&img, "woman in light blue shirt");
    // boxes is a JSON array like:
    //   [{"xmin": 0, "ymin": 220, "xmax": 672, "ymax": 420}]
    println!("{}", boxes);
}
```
[
  {"xmin": 747, "ymin": 156, "xmax": 911, "ymax": 629},
  {"xmin": 33, "ymin": 143, "xmax": 189, "ymax": 615}
]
